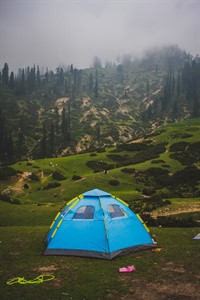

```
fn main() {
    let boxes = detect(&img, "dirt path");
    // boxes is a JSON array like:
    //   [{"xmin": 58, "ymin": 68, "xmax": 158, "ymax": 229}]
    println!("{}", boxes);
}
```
[{"xmin": 152, "ymin": 207, "xmax": 200, "ymax": 218}]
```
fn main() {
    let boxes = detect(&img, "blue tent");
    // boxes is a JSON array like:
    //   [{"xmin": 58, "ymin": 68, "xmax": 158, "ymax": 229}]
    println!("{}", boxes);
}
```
[{"xmin": 44, "ymin": 189, "xmax": 157, "ymax": 259}]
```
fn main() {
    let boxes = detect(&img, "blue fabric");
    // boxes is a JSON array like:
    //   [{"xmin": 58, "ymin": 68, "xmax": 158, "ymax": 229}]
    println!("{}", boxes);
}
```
[{"xmin": 45, "ymin": 189, "xmax": 154, "ymax": 257}]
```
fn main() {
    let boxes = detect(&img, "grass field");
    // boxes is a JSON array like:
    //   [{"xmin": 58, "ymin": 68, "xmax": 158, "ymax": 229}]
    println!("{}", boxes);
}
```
[
  {"xmin": 0, "ymin": 118, "xmax": 200, "ymax": 299},
  {"xmin": 0, "ymin": 224, "xmax": 199, "ymax": 300}
]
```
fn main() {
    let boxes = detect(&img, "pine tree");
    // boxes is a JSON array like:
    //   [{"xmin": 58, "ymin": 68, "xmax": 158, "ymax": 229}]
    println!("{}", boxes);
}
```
[
  {"xmin": 0, "ymin": 102, "xmax": 5, "ymax": 161},
  {"xmin": 177, "ymin": 71, "xmax": 181, "ymax": 97},
  {"xmin": 2, "ymin": 63, "xmax": 9, "ymax": 86},
  {"xmin": 36, "ymin": 65, "xmax": 41, "ymax": 86},
  {"xmin": 41, "ymin": 122, "xmax": 47, "ymax": 158},
  {"xmin": 8, "ymin": 134, "xmax": 14, "ymax": 162},
  {"xmin": 61, "ymin": 107, "xmax": 70, "ymax": 144},
  {"xmin": 55, "ymin": 107, "xmax": 59, "ymax": 133},
  {"xmin": 94, "ymin": 71, "xmax": 98, "ymax": 99},
  {"xmin": 49, "ymin": 122, "xmax": 55, "ymax": 155},
  {"xmin": 9, "ymin": 72, "xmax": 15, "ymax": 89},
  {"xmin": 89, "ymin": 73, "xmax": 93, "ymax": 93},
  {"xmin": 61, "ymin": 107, "xmax": 66, "ymax": 137},
  {"xmin": 146, "ymin": 80, "xmax": 150, "ymax": 97}
]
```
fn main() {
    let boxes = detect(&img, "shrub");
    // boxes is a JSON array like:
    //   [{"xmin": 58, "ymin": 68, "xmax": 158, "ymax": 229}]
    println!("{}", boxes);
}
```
[
  {"xmin": 72, "ymin": 175, "xmax": 82, "ymax": 181},
  {"xmin": 11, "ymin": 198, "xmax": 21, "ymax": 205},
  {"xmin": 29, "ymin": 172, "xmax": 40, "ymax": 181},
  {"xmin": 86, "ymin": 160, "xmax": 115, "ymax": 172},
  {"xmin": 141, "ymin": 214, "xmax": 197, "ymax": 227},
  {"xmin": 142, "ymin": 188, "xmax": 156, "ymax": 196},
  {"xmin": 23, "ymin": 183, "xmax": 30, "ymax": 189},
  {"xmin": 0, "ymin": 167, "xmax": 18, "ymax": 180},
  {"xmin": 0, "ymin": 194, "xmax": 21, "ymax": 205},
  {"xmin": 43, "ymin": 182, "xmax": 61, "ymax": 190},
  {"xmin": 109, "ymin": 179, "xmax": 120, "ymax": 186},
  {"xmin": 90, "ymin": 153, "xmax": 97, "ymax": 156},
  {"xmin": 172, "ymin": 166, "xmax": 200, "ymax": 186},
  {"xmin": 169, "ymin": 142, "xmax": 190, "ymax": 152},
  {"xmin": 169, "ymin": 141, "xmax": 200, "ymax": 165},
  {"xmin": 157, "ymin": 216, "xmax": 197, "ymax": 227},
  {"xmin": 108, "ymin": 143, "xmax": 167, "ymax": 166},
  {"xmin": 121, "ymin": 168, "xmax": 136, "ymax": 174},
  {"xmin": 52, "ymin": 171, "xmax": 66, "ymax": 181},
  {"xmin": 0, "ymin": 194, "xmax": 11, "ymax": 203},
  {"xmin": 117, "ymin": 143, "xmax": 148, "ymax": 151}
]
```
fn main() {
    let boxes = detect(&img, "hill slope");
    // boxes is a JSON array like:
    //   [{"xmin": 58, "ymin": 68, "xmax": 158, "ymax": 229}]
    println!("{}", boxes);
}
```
[
  {"xmin": 0, "ymin": 45, "xmax": 200, "ymax": 162},
  {"xmin": 0, "ymin": 118, "xmax": 199, "ymax": 223}
]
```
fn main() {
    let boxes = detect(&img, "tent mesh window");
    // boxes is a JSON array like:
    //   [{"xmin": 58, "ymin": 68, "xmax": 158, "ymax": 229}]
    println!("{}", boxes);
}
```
[
  {"xmin": 73, "ymin": 206, "xmax": 95, "ymax": 219},
  {"xmin": 108, "ymin": 205, "xmax": 126, "ymax": 218}
]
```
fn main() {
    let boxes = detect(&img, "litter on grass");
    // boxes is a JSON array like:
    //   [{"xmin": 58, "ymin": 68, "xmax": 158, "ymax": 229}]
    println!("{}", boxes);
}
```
[
  {"xmin": 152, "ymin": 247, "xmax": 162, "ymax": 252},
  {"xmin": 193, "ymin": 233, "xmax": 200, "ymax": 240},
  {"xmin": 119, "ymin": 265, "xmax": 136, "ymax": 273},
  {"xmin": 6, "ymin": 274, "xmax": 55, "ymax": 285}
]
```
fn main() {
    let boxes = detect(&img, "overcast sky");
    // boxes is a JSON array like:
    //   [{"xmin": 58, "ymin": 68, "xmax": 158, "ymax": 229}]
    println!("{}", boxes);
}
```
[{"xmin": 0, "ymin": 0, "xmax": 199, "ymax": 72}]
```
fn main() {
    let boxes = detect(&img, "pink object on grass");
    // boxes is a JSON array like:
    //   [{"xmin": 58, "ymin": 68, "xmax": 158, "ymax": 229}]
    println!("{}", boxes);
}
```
[{"xmin": 119, "ymin": 265, "xmax": 136, "ymax": 273}]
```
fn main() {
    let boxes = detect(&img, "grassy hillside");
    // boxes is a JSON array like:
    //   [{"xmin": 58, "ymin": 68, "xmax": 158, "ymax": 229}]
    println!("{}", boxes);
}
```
[{"xmin": 1, "ymin": 118, "xmax": 200, "ymax": 208}]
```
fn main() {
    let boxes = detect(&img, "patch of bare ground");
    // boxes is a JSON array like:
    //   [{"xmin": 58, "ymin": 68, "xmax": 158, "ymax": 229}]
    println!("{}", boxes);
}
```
[
  {"xmin": 117, "ymin": 279, "xmax": 200, "ymax": 300},
  {"xmin": 152, "ymin": 207, "xmax": 200, "ymax": 218},
  {"xmin": 129, "ymin": 138, "xmax": 144, "ymax": 144},
  {"xmin": 34, "ymin": 265, "xmax": 59, "ymax": 272},
  {"xmin": 107, "ymin": 261, "xmax": 200, "ymax": 300}
]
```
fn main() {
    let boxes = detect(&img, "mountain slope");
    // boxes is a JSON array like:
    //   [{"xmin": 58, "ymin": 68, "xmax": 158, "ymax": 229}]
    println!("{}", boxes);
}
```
[{"xmin": 0, "ymin": 45, "xmax": 200, "ymax": 162}]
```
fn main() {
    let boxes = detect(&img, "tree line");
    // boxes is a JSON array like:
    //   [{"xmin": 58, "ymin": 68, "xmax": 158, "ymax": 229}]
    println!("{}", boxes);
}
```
[
  {"xmin": 0, "ymin": 61, "xmax": 101, "ymax": 164},
  {"xmin": 142, "ymin": 58, "xmax": 200, "ymax": 121}
]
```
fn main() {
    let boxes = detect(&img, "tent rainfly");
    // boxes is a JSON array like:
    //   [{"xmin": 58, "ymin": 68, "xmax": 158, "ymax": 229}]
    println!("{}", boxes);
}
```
[{"xmin": 44, "ymin": 189, "xmax": 157, "ymax": 259}]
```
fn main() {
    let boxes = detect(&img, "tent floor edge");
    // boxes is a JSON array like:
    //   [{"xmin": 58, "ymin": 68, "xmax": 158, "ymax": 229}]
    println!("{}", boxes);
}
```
[
  {"xmin": 44, "ymin": 243, "xmax": 157, "ymax": 259},
  {"xmin": 44, "ymin": 248, "xmax": 112, "ymax": 259}
]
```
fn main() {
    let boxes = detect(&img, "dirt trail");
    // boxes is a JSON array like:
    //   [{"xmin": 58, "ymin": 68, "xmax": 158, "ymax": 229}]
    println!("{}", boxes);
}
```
[{"xmin": 152, "ymin": 207, "xmax": 200, "ymax": 218}]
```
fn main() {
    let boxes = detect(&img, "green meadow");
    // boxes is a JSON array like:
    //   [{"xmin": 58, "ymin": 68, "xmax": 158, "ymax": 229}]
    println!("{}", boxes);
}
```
[{"xmin": 0, "ymin": 118, "xmax": 200, "ymax": 299}]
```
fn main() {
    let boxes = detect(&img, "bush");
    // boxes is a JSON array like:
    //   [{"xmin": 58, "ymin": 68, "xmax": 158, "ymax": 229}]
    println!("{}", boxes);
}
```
[
  {"xmin": 141, "ymin": 214, "xmax": 197, "ymax": 227},
  {"xmin": 90, "ymin": 153, "xmax": 97, "ymax": 157},
  {"xmin": 11, "ymin": 198, "xmax": 21, "ymax": 205},
  {"xmin": 117, "ymin": 143, "xmax": 148, "ymax": 151},
  {"xmin": 169, "ymin": 142, "xmax": 190, "ymax": 152},
  {"xmin": 23, "ymin": 183, "xmax": 30, "ymax": 189},
  {"xmin": 142, "ymin": 188, "xmax": 156, "ymax": 196},
  {"xmin": 0, "ymin": 194, "xmax": 12, "ymax": 203},
  {"xmin": 108, "ymin": 142, "xmax": 167, "ymax": 166},
  {"xmin": 72, "ymin": 175, "xmax": 82, "ymax": 181},
  {"xmin": 121, "ymin": 168, "xmax": 136, "ymax": 174},
  {"xmin": 157, "ymin": 216, "xmax": 197, "ymax": 227},
  {"xmin": 0, "ymin": 167, "xmax": 18, "ymax": 180},
  {"xmin": 172, "ymin": 166, "xmax": 200, "ymax": 186},
  {"xmin": 169, "ymin": 141, "xmax": 200, "ymax": 165},
  {"xmin": 52, "ymin": 171, "xmax": 66, "ymax": 181},
  {"xmin": 86, "ymin": 160, "xmax": 115, "ymax": 172},
  {"xmin": 0, "ymin": 194, "xmax": 21, "ymax": 205},
  {"xmin": 29, "ymin": 172, "xmax": 40, "ymax": 181},
  {"xmin": 109, "ymin": 180, "xmax": 120, "ymax": 186},
  {"xmin": 43, "ymin": 182, "xmax": 61, "ymax": 190}
]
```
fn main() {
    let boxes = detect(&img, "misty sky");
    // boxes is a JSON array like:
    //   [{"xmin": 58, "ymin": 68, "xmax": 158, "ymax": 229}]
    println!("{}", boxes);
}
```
[{"xmin": 0, "ymin": 0, "xmax": 199, "ymax": 72}]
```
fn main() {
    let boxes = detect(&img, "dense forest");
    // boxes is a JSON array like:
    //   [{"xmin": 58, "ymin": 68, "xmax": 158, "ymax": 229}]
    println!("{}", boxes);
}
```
[{"xmin": 0, "ymin": 45, "xmax": 200, "ymax": 164}]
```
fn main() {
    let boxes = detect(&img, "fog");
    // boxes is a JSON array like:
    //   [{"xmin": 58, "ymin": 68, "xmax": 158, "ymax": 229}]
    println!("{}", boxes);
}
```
[{"xmin": 0, "ymin": 0, "xmax": 199, "ymax": 72}]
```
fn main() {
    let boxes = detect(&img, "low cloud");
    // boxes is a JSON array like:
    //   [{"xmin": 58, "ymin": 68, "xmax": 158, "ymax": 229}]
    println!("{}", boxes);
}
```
[{"xmin": 0, "ymin": 0, "xmax": 199, "ymax": 72}]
